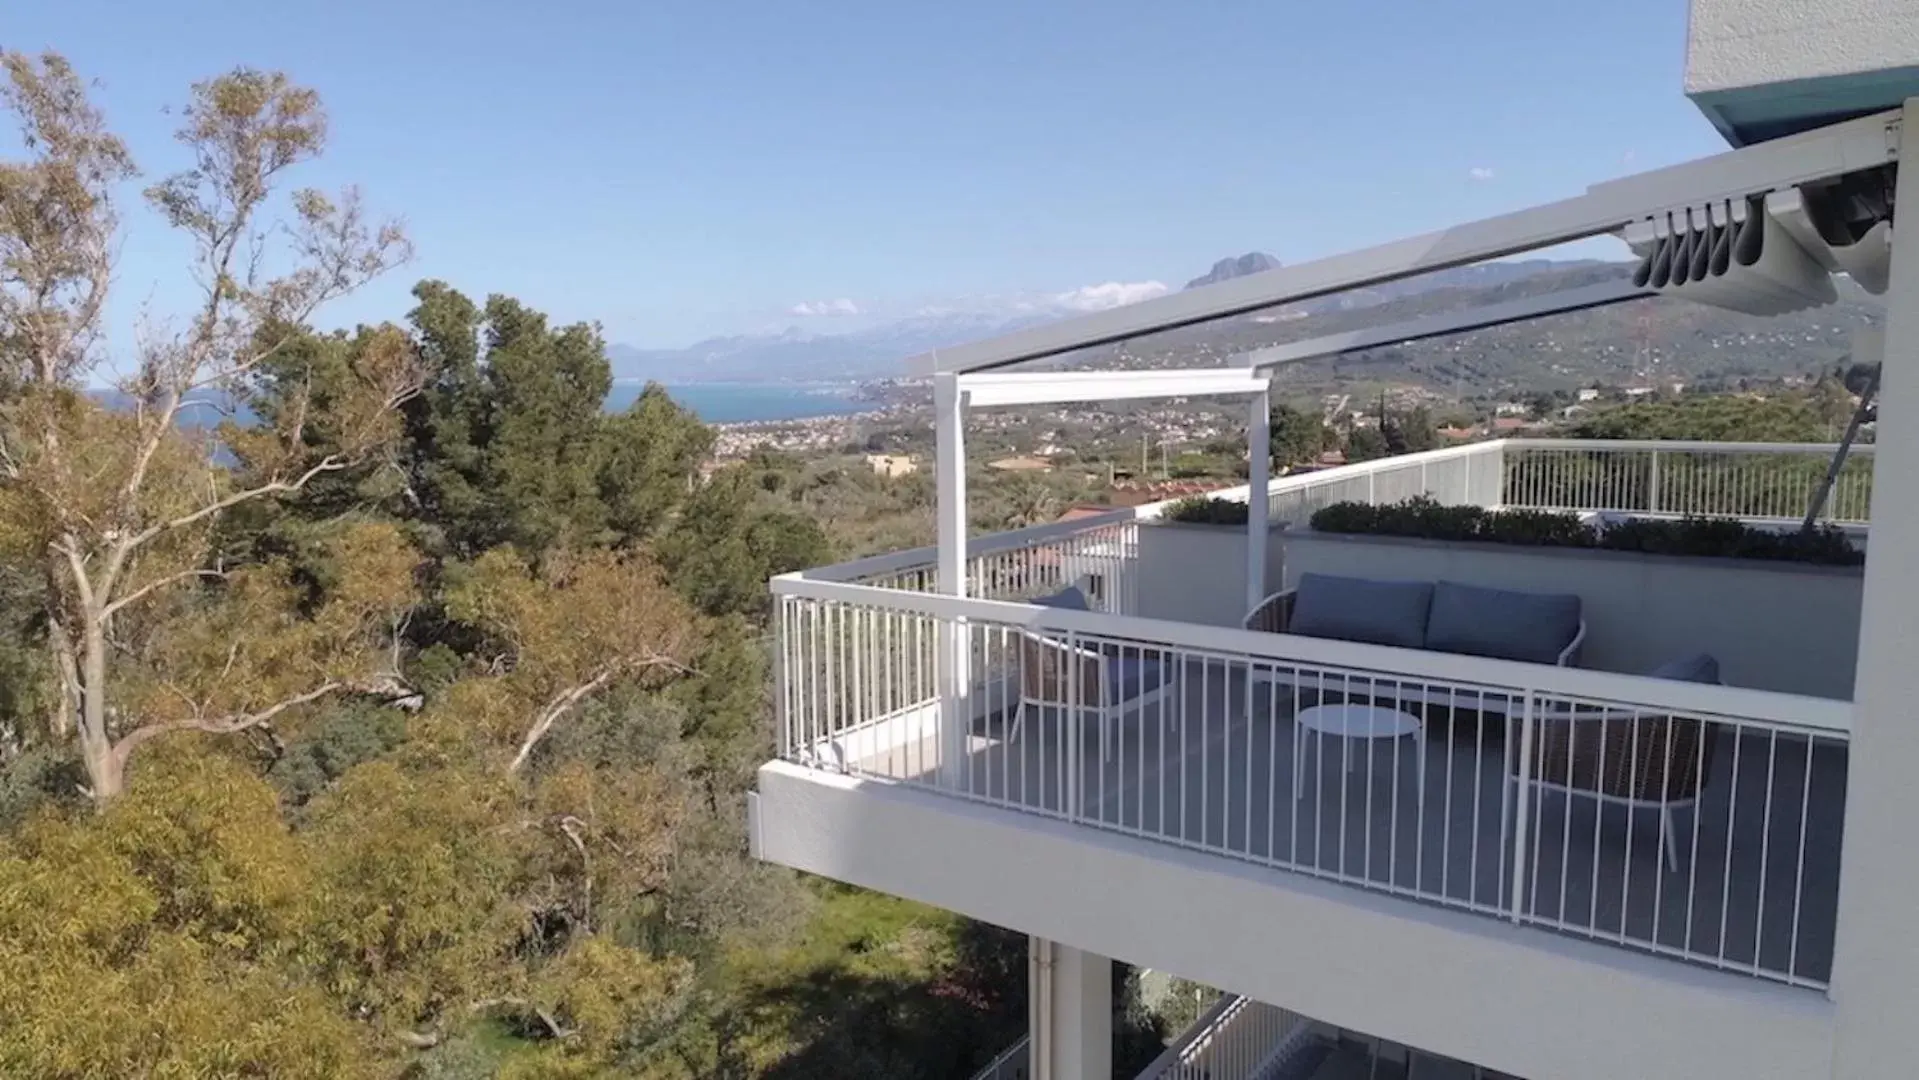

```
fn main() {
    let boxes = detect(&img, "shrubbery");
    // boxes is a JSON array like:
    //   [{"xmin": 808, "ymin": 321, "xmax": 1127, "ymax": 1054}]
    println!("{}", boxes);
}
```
[
  {"xmin": 1161, "ymin": 496, "xmax": 1250, "ymax": 525},
  {"xmin": 1309, "ymin": 496, "xmax": 1863, "ymax": 566}
]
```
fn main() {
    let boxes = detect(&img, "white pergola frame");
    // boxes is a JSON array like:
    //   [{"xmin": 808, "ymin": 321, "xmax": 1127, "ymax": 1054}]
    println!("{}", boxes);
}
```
[
  {"xmin": 924, "ymin": 107, "xmax": 1902, "ymax": 618},
  {"xmin": 921, "ymin": 105, "xmax": 1909, "ymax": 818}
]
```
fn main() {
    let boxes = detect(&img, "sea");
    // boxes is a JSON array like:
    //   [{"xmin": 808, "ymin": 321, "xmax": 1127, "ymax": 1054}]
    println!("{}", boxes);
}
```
[{"xmin": 608, "ymin": 381, "xmax": 871, "ymax": 424}]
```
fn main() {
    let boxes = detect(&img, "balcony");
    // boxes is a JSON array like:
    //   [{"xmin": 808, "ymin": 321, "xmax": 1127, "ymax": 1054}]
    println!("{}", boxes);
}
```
[{"xmin": 768, "ymin": 440, "xmax": 1856, "ymax": 991}]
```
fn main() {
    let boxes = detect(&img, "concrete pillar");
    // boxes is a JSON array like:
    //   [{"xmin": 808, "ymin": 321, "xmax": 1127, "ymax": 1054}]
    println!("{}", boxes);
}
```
[
  {"xmin": 935, "ymin": 373, "xmax": 970, "ymax": 790},
  {"xmin": 1030, "ymin": 938, "xmax": 1112, "ymax": 1080},
  {"xmin": 1830, "ymin": 96, "xmax": 1919, "ymax": 1080}
]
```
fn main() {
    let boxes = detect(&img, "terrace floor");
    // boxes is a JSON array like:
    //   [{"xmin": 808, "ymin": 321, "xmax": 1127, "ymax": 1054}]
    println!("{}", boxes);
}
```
[{"xmin": 852, "ymin": 663, "xmax": 1846, "ymax": 986}]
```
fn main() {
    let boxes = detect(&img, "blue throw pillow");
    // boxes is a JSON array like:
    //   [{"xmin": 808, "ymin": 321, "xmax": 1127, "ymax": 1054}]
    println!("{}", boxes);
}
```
[{"xmin": 1288, "ymin": 573, "xmax": 1434, "ymax": 649}]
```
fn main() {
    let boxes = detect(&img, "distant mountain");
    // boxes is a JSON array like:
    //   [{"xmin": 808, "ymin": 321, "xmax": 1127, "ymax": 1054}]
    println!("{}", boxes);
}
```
[
  {"xmin": 1072, "ymin": 260, "xmax": 1881, "ymax": 397},
  {"xmin": 607, "ymin": 256, "xmax": 1619, "ymax": 385},
  {"xmin": 1185, "ymin": 252, "xmax": 1282, "ymax": 289},
  {"xmin": 606, "ymin": 310, "xmax": 1056, "ymax": 383}
]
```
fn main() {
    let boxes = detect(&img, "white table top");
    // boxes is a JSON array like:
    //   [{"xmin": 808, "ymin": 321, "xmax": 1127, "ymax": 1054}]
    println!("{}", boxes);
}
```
[{"xmin": 1295, "ymin": 703, "xmax": 1421, "ymax": 740}]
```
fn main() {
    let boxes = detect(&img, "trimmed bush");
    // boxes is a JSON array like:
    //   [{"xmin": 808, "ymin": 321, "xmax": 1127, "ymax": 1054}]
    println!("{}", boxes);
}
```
[
  {"xmin": 1307, "ymin": 496, "xmax": 1862, "ymax": 566},
  {"xmin": 1161, "ymin": 495, "xmax": 1250, "ymax": 525}
]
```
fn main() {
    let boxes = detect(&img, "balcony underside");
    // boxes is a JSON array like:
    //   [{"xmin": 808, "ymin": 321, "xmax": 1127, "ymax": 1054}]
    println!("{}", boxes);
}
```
[{"xmin": 844, "ymin": 665, "xmax": 1844, "ymax": 986}]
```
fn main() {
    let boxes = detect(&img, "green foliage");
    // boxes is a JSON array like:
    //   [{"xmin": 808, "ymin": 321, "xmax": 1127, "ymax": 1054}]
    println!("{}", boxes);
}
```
[
  {"xmin": 267, "ymin": 701, "xmax": 409, "ymax": 807},
  {"xmin": 600, "ymin": 385, "xmax": 714, "ymax": 547},
  {"xmin": 1568, "ymin": 386, "xmax": 1852, "ymax": 443},
  {"xmin": 1161, "ymin": 495, "xmax": 1250, "ymax": 525},
  {"xmin": 659, "ymin": 468, "xmax": 831, "ymax": 619},
  {"xmin": 1309, "ymin": 496, "xmax": 1863, "ymax": 565},
  {"xmin": 1270, "ymin": 401, "xmax": 1331, "ymax": 469},
  {"xmin": 0, "ymin": 51, "xmax": 1082, "ymax": 1080},
  {"xmin": 1344, "ymin": 425, "xmax": 1388, "ymax": 462}
]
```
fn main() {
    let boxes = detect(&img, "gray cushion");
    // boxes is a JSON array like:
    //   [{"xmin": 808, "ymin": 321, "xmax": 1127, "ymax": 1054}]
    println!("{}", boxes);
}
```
[
  {"xmin": 1424, "ymin": 581, "xmax": 1582, "ymax": 664},
  {"xmin": 1648, "ymin": 652, "xmax": 1720, "ymax": 684},
  {"xmin": 1033, "ymin": 585, "xmax": 1089, "ymax": 611},
  {"xmin": 1288, "ymin": 573, "xmax": 1434, "ymax": 649}
]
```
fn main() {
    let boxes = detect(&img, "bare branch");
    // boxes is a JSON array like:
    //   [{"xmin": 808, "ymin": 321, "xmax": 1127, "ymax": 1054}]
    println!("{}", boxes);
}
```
[
  {"xmin": 508, "ymin": 669, "xmax": 616, "ymax": 776},
  {"xmin": 100, "ymin": 566, "xmax": 226, "ymax": 618},
  {"xmin": 110, "ymin": 679, "xmax": 343, "ymax": 761}
]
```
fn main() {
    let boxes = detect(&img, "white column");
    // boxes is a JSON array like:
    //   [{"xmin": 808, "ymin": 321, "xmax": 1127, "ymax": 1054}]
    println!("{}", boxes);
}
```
[
  {"xmin": 1247, "ymin": 384, "xmax": 1272, "ymax": 612},
  {"xmin": 1831, "ymin": 96, "xmax": 1919, "ymax": 1080},
  {"xmin": 935, "ymin": 373, "xmax": 971, "ymax": 790},
  {"xmin": 1030, "ymin": 938, "xmax": 1111, "ymax": 1080}
]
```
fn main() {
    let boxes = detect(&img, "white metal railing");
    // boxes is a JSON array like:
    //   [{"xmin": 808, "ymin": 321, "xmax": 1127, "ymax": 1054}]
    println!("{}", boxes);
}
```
[
  {"xmin": 795, "ymin": 439, "xmax": 1868, "ymax": 609},
  {"xmin": 1136, "ymin": 992, "xmax": 1310, "ymax": 1080},
  {"xmin": 1502, "ymin": 439, "xmax": 1872, "ymax": 525},
  {"xmin": 970, "ymin": 1034, "xmax": 1029, "ymax": 1080},
  {"xmin": 809, "ymin": 508, "xmax": 1145, "ymax": 612},
  {"xmin": 796, "ymin": 442, "xmax": 1511, "ymax": 601},
  {"xmin": 773, "ymin": 578, "xmax": 1850, "ymax": 989}
]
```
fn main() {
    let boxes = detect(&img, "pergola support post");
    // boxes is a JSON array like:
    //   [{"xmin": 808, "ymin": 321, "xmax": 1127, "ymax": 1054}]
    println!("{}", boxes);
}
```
[
  {"xmin": 935, "ymin": 372, "xmax": 970, "ymax": 790},
  {"xmin": 1247, "ymin": 382, "xmax": 1272, "ymax": 612}
]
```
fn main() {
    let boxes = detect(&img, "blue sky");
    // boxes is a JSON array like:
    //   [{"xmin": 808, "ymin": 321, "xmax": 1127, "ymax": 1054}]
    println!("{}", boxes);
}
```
[{"xmin": 9, "ymin": 0, "xmax": 1727, "ymax": 349}]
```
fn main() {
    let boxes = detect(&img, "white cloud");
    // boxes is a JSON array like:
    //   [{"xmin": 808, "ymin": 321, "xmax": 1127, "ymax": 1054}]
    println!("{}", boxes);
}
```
[
  {"xmin": 1051, "ymin": 280, "xmax": 1170, "ymax": 312},
  {"xmin": 789, "ymin": 298, "xmax": 861, "ymax": 317},
  {"xmin": 1468, "ymin": 166, "xmax": 1496, "ymax": 182}
]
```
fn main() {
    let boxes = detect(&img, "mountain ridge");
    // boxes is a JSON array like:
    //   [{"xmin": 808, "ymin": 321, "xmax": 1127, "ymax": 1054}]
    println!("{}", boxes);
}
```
[{"xmin": 608, "ymin": 255, "xmax": 1610, "ymax": 384}]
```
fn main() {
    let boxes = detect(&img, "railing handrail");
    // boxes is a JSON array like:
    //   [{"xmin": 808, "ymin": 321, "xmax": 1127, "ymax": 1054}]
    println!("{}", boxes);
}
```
[
  {"xmin": 793, "ymin": 435, "xmax": 1867, "ymax": 595},
  {"xmin": 1507, "ymin": 437, "xmax": 1875, "ymax": 456},
  {"xmin": 770, "ymin": 572, "xmax": 1853, "ymax": 735},
  {"xmin": 969, "ymin": 1034, "xmax": 1030, "ymax": 1080},
  {"xmin": 800, "ymin": 441, "xmax": 1512, "ymax": 582},
  {"xmin": 1134, "ymin": 992, "xmax": 1245, "ymax": 1079},
  {"xmin": 1154, "ymin": 441, "xmax": 1509, "ymax": 511},
  {"xmin": 805, "ymin": 507, "xmax": 1143, "ymax": 584}
]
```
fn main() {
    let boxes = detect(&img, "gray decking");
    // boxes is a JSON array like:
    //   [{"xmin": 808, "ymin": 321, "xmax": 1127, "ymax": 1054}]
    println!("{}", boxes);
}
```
[{"xmin": 858, "ymin": 664, "xmax": 1845, "ymax": 987}]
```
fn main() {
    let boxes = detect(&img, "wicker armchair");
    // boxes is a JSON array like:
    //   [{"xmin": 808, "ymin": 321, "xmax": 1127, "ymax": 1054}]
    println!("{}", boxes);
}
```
[
  {"xmin": 1244, "ymin": 589, "xmax": 1297, "ymax": 635},
  {"xmin": 1508, "ymin": 706, "xmax": 1720, "ymax": 871},
  {"xmin": 1012, "ymin": 631, "xmax": 1178, "ymax": 763}
]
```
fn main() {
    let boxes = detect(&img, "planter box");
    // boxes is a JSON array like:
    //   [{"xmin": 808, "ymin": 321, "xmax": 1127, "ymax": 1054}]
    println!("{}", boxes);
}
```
[
  {"xmin": 1135, "ymin": 521, "xmax": 1287, "ymax": 628},
  {"xmin": 1281, "ymin": 530, "xmax": 1862, "ymax": 700}
]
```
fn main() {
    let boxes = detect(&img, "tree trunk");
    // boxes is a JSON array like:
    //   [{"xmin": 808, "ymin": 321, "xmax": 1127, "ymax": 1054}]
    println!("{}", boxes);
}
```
[
  {"xmin": 75, "ymin": 621, "xmax": 120, "ymax": 801},
  {"xmin": 48, "ymin": 619, "xmax": 78, "ymax": 741}
]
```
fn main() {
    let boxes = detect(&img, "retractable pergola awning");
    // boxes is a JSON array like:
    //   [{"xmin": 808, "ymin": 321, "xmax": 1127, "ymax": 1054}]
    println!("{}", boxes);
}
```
[
  {"xmin": 910, "ymin": 108, "xmax": 1898, "ymax": 378},
  {"xmin": 921, "ymin": 103, "xmax": 1904, "ymax": 679}
]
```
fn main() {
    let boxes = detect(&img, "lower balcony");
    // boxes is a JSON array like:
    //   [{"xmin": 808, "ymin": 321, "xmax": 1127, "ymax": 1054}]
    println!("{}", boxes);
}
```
[{"xmin": 774, "ymin": 580, "xmax": 1849, "ymax": 991}]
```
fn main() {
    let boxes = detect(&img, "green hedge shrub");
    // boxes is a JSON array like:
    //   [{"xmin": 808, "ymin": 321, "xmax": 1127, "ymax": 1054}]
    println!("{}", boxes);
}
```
[
  {"xmin": 1308, "ymin": 496, "xmax": 1862, "ymax": 566},
  {"xmin": 1161, "ymin": 495, "xmax": 1250, "ymax": 525}
]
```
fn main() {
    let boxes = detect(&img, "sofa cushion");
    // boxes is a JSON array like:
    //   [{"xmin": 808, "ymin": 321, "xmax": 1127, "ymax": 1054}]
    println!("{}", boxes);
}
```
[
  {"xmin": 1288, "ymin": 573, "xmax": 1434, "ymax": 649},
  {"xmin": 1424, "ymin": 581, "xmax": 1582, "ymax": 664},
  {"xmin": 1647, "ymin": 652, "xmax": 1720, "ymax": 684},
  {"xmin": 1033, "ymin": 585, "xmax": 1089, "ymax": 611}
]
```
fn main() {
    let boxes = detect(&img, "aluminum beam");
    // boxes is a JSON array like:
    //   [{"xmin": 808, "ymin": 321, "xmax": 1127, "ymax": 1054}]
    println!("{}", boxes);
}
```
[
  {"xmin": 908, "ymin": 109, "xmax": 1899, "ymax": 377},
  {"xmin": 1238, "ymin": 279, "xmax": 1653, "ymax": 370},
  {"xmin": 959, "ymin": 367, "xmax": 1270, "ymax": 408}
]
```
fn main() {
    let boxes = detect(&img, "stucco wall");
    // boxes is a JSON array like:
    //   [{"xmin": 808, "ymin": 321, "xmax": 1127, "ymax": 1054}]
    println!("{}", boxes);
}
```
[
  {"xmin": 1687, "ymin": 0, "xmax": 1919, "ymax": 94},
  {"xmin": 1281, "ymin": 532, "xmax": 1862, "ymax": 699},
  {"xmin": 1134, "ymin": 522, "xmax": 1287, "ymax": 628}
]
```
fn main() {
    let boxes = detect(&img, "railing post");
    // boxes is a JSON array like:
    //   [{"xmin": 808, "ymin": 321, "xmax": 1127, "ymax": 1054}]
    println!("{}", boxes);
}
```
[
  {"xmin": 1507, "ymin": 693, "xmax": 1537, "ymax": 923},
  {"xmin": 775, "ymin": 595, "xmax": 791, "ymax": 760},
  {"xmin": 1648, "ymin": 449, "xmax": 1662, "ymax": 514}
]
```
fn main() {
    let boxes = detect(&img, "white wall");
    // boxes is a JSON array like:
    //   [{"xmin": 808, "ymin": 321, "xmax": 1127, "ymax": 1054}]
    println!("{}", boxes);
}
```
[
  {"xmin": 1282, "ymin": 532, "xmax": 1862, "ymax": 699},
  {"xmin": 1687, "ymin": 0, "xmax": 1919, "ymax": 94},
  {"xmin": 1134, "ymin": 522, "xmax": 1287, "ymax": 628},
  {"xmin": 754, "ymin": 762, "xmax": 1836, "ymax": 1080}
]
